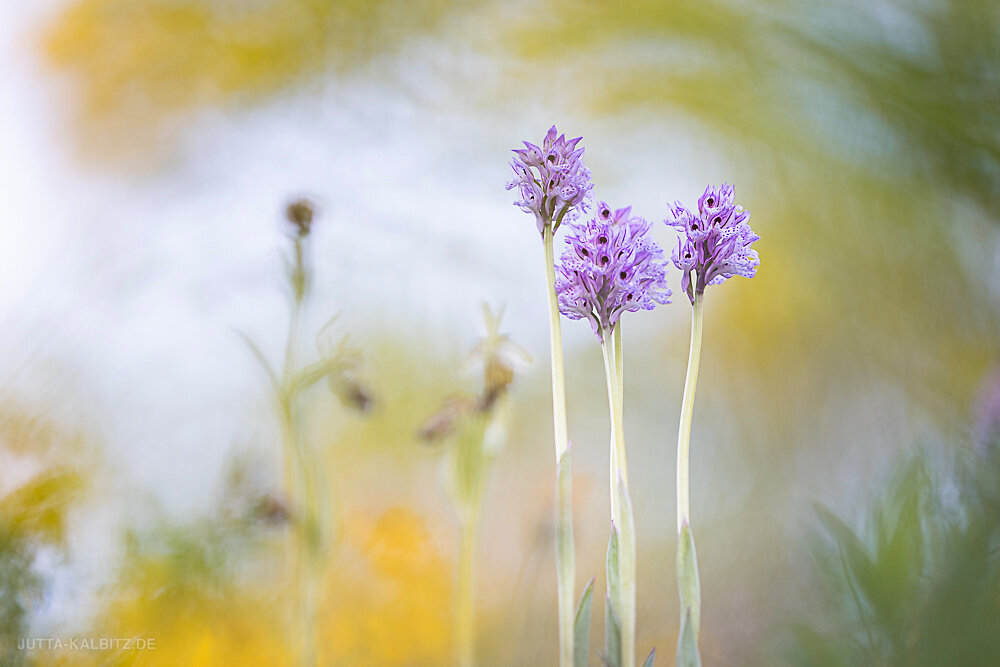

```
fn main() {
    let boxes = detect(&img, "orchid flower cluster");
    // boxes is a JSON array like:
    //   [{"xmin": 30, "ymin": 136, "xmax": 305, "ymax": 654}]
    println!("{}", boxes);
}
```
[
  {"xmin": 556, "ymin": 203, "xmax": 673, "ymax": 337},
  {"xmin": 509, "ymin": 127, "xmax": 759, "ymax": 667},
  {"xmin": 669, "ymin": 183, "xmax": 760, "ymax": 302},
  {"xmin": 508, "ymin": 125, "xmax": 593, "ymax": 234}
]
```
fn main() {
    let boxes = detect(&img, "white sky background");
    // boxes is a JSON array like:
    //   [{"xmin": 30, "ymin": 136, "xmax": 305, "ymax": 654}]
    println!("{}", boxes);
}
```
[{"xmin": 0, "ymin": 2, "xmax": 729, "ymax": 516}]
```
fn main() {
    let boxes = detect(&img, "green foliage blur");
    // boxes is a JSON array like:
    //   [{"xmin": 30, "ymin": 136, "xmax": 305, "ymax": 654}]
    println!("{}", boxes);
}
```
[{"xmin": 790, "ymin": 438, "xmax": 1000, "ymax": 666}]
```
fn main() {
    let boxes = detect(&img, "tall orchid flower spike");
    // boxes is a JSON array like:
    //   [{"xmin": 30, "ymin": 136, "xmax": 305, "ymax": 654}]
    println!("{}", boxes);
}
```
[
  {"xmin": 557, "ymin": 203, "xmax": 671, "ymax": 667},
  {"xmin": 557, "ymin": 203, "xmax": 673, "ymax": 338},
  {"xmin": 508, "ymin": 126, "xmax": 591, "ymax": 667},
  {"xmin": 666, "ymin": 184, "xmax": 759, "ymax": 666},
  {"xmin": 508, "ymin": 125, "xmax": 593, "ymax": 236},
  {"xmin": 668, "ymin": 183, "xmax": 760, "ymax": 304}
]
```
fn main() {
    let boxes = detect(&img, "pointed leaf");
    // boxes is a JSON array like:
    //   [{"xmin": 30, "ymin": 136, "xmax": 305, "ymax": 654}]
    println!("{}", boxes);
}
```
[
  {"xmin": 604, "ymin": 594, "xmax": 622, "ymax": 667},
  {"xmin": 676, "ymin": 610, "xmax": 702, "ymax": 667},
  {"xmin": 574, "ymin": 577, "xmax": 595, "ymax": 667},
  {"xmin": 642, "ymin": 647, "xmax": 656, "ymax": 667},
  {"xmin": 813, "ymin": 503, "xmax": 878, "ymax": 598},
  {"xmin": 676, "ymin": 522, "xmax": 701, "ymax": 640},
  {"xmin": 556, "ymin": 447, "xmax": 575, "ymax": 593},
  {"xmin": 614, "ymin": 474, "xmax": 637, "ymax": 667},
  {"xmin": 606, "ymin": 523, "xmax": 621, "ymax": 604}
]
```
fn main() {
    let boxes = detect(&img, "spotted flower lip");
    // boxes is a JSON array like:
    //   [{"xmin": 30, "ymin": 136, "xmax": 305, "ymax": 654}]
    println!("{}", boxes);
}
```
[
  {"xmin": 507, "ymin": 126, "xmax": 593, "ymax": 235},
  {"xmin": 555, "ymin": 202, "xmax": 672, "ymax": 337},
  {"xmin": 667, "ymin": 183, "xmax": 759, "ymax": 303}
]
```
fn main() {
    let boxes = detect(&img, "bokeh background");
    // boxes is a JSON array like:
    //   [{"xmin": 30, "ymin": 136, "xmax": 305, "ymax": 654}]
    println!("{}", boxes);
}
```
[{"xmin": 1, "ymin": 0, "xmax": 999, "ymax": 665}]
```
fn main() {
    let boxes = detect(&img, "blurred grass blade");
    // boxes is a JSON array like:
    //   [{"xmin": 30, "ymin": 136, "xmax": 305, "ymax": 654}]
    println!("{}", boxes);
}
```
[
  {"xmin": 813, "ymin": 503, "xmax": 877, "ymax": 596},
  {"xmin": 574, "ymin": 577, "xmax": 595, "ymax": 667},
  {"xmin": 642, "ymin": 647, "xmax": 656, "ymax": 667},
  {"xmin": 676, "ymin": 610, "xmax": 701, "ymax": 667},
  {"xmin": 236, "ymin": 330, "xmax": 279, "ymax": 390},
  {"xmin": 676, "ymin": 522, "xmax": 701, "ymax": 640}
]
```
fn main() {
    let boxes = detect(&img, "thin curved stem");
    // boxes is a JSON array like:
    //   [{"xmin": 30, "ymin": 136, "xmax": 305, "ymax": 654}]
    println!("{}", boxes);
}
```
[
  {"xmin": 542, "ymin": 225, "xmax": 576, "ymax": 667},
  {"xmin": 601, "ymin": 326, "xmax": 635, "ymax": 667},
  {"xmin": 676, "ymin": 291, "xmax": 704, "ymax": 533}
]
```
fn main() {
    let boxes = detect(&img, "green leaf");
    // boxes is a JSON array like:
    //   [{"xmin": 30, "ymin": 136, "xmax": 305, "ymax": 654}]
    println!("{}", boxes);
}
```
[
  {"xmin": 676, "ymin": 609, "xmax": 702, "ymax": 667},
  {"xmin": 813, "ymin": 503, "xmax": 878, "ymax": 599},
  {"xmin": 603, "ymin": 594, "xmax": 622, "ymax": 667},
  {"xmin": 641, "ymin": 647, "xmax": 656, "ymax": 667},
  {"xmin": 676, "ymin": 522, "xmax": 701, "ymax": 640},
  {"xmin": 606, "ymin": 523, "xmax": 621, "ymax": 605},
  {"xmin": 556, "ymin": 448, "xmax": 575, "ymax": 593},
  {"xmin": 574, "ymin": 577, "xmax": 595, "ymax": 667}
]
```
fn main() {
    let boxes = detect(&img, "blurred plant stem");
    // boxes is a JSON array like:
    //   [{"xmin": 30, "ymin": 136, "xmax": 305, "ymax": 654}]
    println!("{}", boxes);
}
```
[
  {"xmin": 447, "ymin": 412, "xmax": 491, "ymax": 667},
  {"xmin": 445, "ymin": 407, "xmax": 495, "ymax": 667},
  {"xmin": 601, "ymin": 323, "xmax": 636, "ymax": 667},
  {"xmin": 543, "ymin": 224, "xmax": 577, "ymax": 667},
  {"xmin": 423, "ymin": 304, "xmax": 524, "ymax": 667},
  {"xmin": 675, "ymin": 291, "xmax": 704, "ymax": 663},
  {"xmin": 455, "ymin": 507, "xmax": 478, "ymax": 667},
  {"xmin": 279, "ymin": 236, "xmax": 324, "ymax": 667}
]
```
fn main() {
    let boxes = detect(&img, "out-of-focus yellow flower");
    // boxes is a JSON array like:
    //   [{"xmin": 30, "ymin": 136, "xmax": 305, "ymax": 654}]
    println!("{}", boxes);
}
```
[
  {"xmin": 37, "ymin": 565, "xmax": 289, "ymax": 666},
  {"xmin": 320, "ymin": 507, "xmax": 452, "ymax": 667}
]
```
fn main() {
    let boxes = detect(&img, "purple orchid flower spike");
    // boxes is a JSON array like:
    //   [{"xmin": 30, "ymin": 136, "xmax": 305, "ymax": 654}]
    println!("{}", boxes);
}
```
[
  {"xmin": 669, "ymin": 182, "xmax": 759, "ymax": 664},
  {"xmin": 507, "ymin": 125, "xmax": 593, "ymax": 235},
  {"xmin": 556, "ymin": 202, "xmax": 672, "ymax": 338},
  {"xmin": 507, "ymin": 125, "xmax": 591, "ymax": 667},
  {"xmin": 667, "ymin": 183, "xmax": 760, "ymax": 303}
]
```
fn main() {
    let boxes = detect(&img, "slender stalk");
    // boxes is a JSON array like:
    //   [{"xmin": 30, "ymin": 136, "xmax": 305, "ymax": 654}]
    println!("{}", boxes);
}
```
[
  {"xmin": 542, "ymin": 225, "xmax": 576, "ymax": 667},
  {"xmin": 601, "ymin": 326, "xmax": 635, "ymax": 667},
  {"xmin": 542, "ymin": 229, "xmax": 570, "ymax": 460},
  {"xmin": 601, "ymin": 334, "xmax": 624, "ymax": 517},
  {"xmin": 455, "ymin": 510, "xmax": 478, "ymax": 667},
  {"xmin": 676, "ymin": 292, "xmax": 704, "ymax": 533},
  {"xmin": 614, "ymin": 324, "xmax": 624, "ymax": 415},
  {"xmin": 282, "ymin": 262, "xmax": 319, "ymax": 667}
]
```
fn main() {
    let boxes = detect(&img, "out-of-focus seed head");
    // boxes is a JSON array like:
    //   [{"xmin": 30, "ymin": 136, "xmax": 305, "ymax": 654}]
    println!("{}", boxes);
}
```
[
  {"xmin": 417, "ymin": 396, "xmax": 475, "ymax": 444},
  {"xmin": 285, "ymin": 198, "xmax": 315, "ymax": 237}
]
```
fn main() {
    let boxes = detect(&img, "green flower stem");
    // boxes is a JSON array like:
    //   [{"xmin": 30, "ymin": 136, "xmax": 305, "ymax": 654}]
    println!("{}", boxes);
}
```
[
  {"xmin": 281, "ymin": 279, "xmax": 321, "ymax": 667},
  {"xmin": 601, "ymin": 325, "xmax": 636, "ymax": 667},
  {"xmin": 675, "ymin": 290, "xmax": 705, "ymax": 662},
  {"xmin": 455, "ymin": 509, "xmax": 479, "ymax": 667},
  {"xmin": 542, "ymin": 224, "xmax": 576, "ymax": 667},
  {"xmin": 676, "ymin": 291, "xmax": 704, "ymax": 533}
]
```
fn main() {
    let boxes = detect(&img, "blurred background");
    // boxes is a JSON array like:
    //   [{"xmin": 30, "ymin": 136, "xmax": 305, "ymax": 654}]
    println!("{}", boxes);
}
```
[{"xmin": 1, "ymin": 0, "xmax": 998, "ymax": 665}]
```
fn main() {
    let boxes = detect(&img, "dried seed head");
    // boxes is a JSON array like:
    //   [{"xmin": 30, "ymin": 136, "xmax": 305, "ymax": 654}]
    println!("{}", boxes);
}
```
[
  {"xmin": 285, "ymin": 198, "xmax": 315, "ymax": 237},
  {"xmin": 251, "ymin": 493, "xmax": 292, "ymax": 526},
  {"xmin": 417, "ymin": 397, "xmax": 474, "ymax": 444}
]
